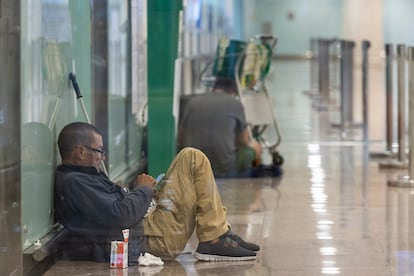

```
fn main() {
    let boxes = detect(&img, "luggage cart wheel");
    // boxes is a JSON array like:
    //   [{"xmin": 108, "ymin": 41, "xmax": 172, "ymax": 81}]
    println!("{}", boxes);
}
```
[{"xmin": 272, "ymin": 151, "xmax": 284, "ymax": 166}]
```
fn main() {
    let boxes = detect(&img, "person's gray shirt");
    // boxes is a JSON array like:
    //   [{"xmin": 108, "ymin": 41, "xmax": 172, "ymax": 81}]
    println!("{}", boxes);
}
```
[{"xmin": 180, "ymin": 92, "xmax": 247, "ymax": 176}]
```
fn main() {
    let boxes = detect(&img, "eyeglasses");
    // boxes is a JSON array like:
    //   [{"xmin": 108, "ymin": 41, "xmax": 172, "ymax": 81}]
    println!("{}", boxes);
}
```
[{"xmin": 82, "ymin": 145, "xmax": 105, "ymax": 155}]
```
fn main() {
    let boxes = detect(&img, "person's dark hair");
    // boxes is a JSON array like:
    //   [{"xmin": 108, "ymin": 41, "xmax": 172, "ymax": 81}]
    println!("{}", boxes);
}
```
[
  {"xmin": 58, "ymin": 122, "xmax": 102, "ymax": 159},
  {"xmin": 213, "ymin": 78, "xmax": 238, "ymax": 94}
]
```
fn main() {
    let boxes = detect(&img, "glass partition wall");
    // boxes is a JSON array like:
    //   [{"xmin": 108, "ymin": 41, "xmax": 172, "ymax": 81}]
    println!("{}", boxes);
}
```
[
  {"xmin": 106, "ymin": 0, "xmax": 147, "ymax": 181},
  {"xmin": 21, "ymin": 0, "xmax": 88, "ymax": 252},
  {"xmin": 20, "ymin": 0, "xmax": 147, "ymax": 262}
]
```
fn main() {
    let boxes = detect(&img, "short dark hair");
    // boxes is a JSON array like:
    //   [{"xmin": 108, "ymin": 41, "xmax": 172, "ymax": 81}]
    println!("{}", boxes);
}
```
[
  {"xmin": 57, "ymin": 122, "xmax": 102, "ymax": 159},
  {"xmin": 213, "ymin": 78, "xmax": 238, "ymax": 94}
]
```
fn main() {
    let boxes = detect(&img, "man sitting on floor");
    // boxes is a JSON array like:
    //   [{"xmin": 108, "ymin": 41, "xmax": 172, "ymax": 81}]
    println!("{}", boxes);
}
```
[{"xmin": 54, "ymin": 122, "xmax": 260, "ymax": 264}]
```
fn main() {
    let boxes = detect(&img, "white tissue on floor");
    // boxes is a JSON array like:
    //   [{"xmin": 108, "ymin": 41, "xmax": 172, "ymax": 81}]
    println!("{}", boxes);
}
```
[{"xmin": 138, "ymin": 252, "xmax": 164, "ymax": 266}]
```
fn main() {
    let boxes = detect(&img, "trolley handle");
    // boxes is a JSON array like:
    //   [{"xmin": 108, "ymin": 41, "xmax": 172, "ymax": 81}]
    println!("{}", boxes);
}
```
[
  {"xmin": 69, "ymin": 72, "xmax": 83, "ymax": 99},
  {"xmin": 253, "ymin": 34, "xmax": 277, "ymax": 49}
]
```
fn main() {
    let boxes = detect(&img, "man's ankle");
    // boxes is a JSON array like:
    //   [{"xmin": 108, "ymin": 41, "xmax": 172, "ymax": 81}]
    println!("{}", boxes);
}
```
[{"xmin": 209, "ymin": 238, "xmax": 219, "ymax": 243}]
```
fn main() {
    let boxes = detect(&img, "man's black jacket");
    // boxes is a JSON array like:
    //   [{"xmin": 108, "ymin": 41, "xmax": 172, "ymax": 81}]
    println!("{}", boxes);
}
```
[{"xmin": 54, "ymin": 164, "xmax": 154, "ymax": 263}]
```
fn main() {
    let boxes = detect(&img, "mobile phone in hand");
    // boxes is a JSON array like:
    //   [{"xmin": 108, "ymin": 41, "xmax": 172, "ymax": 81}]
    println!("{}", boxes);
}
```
[{"xmin": 155, "ymin": 173, "xmax": 165, "ymax": 191}]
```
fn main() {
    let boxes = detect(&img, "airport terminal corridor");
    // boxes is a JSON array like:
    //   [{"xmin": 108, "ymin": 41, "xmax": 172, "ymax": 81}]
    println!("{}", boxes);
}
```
[{"xmin": 45, "ymin": 59, "xmax": 411, "ymax": 275}]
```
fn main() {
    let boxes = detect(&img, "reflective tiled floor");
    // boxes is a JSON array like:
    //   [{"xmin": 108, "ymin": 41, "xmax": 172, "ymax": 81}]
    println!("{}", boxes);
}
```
[{"xmin": 45, "ymin": 59, "xmax": 414, "ymax": 275}]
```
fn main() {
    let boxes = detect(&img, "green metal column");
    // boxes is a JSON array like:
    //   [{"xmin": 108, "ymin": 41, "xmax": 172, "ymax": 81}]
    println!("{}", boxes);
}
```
[{"xmin": 147, "ymin": 0, "xmax": 182, "ymax": 175}]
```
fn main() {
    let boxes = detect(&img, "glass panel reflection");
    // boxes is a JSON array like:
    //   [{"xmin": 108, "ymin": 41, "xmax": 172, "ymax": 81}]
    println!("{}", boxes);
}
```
[
  {"xmin": 21, "ymin": 0, "xmax": 91, "ymax": 249},
  {"xmin": 107, "ymin": 0, "xmax": 146, "ymax": 179}
]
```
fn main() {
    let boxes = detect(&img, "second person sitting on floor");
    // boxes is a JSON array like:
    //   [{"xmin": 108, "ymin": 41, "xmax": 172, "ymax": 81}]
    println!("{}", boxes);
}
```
[{"xmin": 178, "ymin": 78, "xmax": 261, "ymax": 178}]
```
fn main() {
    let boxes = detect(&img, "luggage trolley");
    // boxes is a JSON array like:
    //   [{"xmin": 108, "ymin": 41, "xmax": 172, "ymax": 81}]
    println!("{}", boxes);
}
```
[{"xmin": 202, "ymin": 35, "xmax": 283, "ymax": 174}]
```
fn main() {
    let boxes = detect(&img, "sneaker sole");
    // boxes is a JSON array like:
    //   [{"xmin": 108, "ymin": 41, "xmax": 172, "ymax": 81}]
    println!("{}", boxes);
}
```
[{"xmin": 194, "ymin": 252, "xmax": 257, "ymax": 262}]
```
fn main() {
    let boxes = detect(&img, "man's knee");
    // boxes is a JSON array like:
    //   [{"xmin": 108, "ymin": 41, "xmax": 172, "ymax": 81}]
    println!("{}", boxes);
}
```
[
  {"xmin": 176, "ymin": 147, "xmax": 211, "ymax": 167},
  {"xmin": 178, "ymin": 147, "xmax": 204, "ymax": 157}
]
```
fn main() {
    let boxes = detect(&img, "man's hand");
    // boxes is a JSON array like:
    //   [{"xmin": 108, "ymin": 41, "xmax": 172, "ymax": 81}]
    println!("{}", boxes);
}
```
[{"xmin": 135, "ymin": 173, "xmax": 156, "ymax": 190}]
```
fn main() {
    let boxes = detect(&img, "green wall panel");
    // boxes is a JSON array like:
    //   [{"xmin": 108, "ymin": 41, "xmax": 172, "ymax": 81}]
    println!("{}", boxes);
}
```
[{"xmin": 147, "ymin": 0, "xmax": 182, "ymax": 175}]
